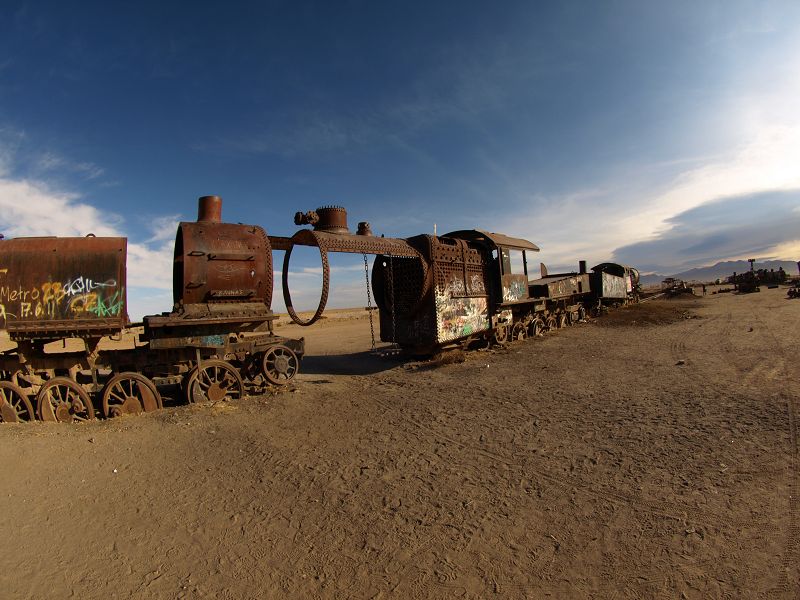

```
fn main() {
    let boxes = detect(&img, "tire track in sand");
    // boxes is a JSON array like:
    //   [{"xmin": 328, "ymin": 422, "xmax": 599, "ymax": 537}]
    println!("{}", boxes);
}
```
[{"xmin": 752, "ymin": 310, "xmax": 800, "ymax": 597}]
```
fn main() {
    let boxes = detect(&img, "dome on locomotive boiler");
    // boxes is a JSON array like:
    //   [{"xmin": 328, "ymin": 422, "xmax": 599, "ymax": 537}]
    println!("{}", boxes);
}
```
[{"xmin": 172, "ymin": 196, "xmax": 272, "ymax": 309}]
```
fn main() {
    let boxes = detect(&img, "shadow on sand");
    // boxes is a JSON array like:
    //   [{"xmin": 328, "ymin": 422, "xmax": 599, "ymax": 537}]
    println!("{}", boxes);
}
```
[{"xmin": 300, "ymin": 350, "xmax": 406, "ymax": 376}]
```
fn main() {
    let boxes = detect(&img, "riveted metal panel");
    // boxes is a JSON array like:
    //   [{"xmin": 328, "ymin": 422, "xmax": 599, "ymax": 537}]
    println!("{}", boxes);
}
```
[{"xmin": 174, "ymin": 221, "xmax": 272, "ymax": 308}]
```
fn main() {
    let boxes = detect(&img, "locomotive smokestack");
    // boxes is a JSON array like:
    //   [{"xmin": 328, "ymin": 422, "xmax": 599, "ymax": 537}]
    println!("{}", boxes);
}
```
[
  {"xmin": 579, "ymin": 260, "xmax": 587, "ymax": 274},
  {"xmin": 197, "ymin": 195, "xmax": 223, "ymax": 223}
]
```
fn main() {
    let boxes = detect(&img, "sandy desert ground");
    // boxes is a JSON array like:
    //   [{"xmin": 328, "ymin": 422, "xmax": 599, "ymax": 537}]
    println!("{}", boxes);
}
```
[{"xmin": 1, "ymin": 286, "xmax": 799, "ymax": 599}]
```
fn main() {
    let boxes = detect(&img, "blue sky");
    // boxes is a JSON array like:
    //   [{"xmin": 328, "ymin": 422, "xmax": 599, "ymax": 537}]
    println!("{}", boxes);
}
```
[{"xmin": 1, "ymin": 1, "xmax": 799, "ymax": 318}]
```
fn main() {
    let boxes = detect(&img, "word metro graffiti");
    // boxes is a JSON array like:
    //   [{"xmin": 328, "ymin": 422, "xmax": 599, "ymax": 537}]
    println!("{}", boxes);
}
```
[{"xmin": 0, "ymin": 270, "xmax": 124, "ymax": 325}]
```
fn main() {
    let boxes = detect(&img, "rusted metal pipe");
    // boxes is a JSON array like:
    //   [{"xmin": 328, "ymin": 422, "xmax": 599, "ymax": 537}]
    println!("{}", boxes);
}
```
[{"xmin": 197, "ymin": 196, "xmax": 223, "ymax": 223}]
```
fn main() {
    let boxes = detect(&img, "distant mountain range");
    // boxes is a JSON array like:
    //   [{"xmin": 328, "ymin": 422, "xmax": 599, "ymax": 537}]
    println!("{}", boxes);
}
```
[{"xmin": 639, "ymin": 259, "xmax": 800, "ymax": 287}]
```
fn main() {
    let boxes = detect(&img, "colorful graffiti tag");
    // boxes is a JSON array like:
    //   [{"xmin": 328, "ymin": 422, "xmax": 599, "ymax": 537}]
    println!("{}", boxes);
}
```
[
  {"xmin": 0, "ymin": 271, "xmax": 124, "ymax": 325},
  {"xmin": 434, "ymin": 278, "xmax": 490, "ymax": 343},
  {"xmin": 502, "ymin": 278, "xmax": 527, "ymax": 302}
]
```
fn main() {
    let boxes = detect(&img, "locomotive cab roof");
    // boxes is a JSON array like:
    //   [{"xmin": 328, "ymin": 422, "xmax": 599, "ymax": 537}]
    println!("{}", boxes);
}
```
[
  {"xmin": 443, "ymin": 229, "xmax": 539, "ymax": 252},
  {"xmin": 592, "ymin": 262, "xmax": 634, "ymax": 275}
]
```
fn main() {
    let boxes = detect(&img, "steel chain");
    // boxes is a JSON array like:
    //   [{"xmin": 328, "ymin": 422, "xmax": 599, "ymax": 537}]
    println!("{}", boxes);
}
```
[
  {"xmin": 388, "ymin": 256, "xmax": 397, "ymax": 344},
  {"xmin": 363, "ymin": 253, "xmax": 376, "ymax": 352}
]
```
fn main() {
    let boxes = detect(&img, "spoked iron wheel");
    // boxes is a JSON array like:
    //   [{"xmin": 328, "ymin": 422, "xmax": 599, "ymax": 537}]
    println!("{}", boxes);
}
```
[
  {"xmin": 261, "ymin": 345, "xmax": 299, "ymax": 385},
  {"xmin": 492, "ymin": 324, "xmax": 509, "ymax": 345},
  {"xmin": 0, "ymin": 381, "xmax": 35, "ymax": 423},
  {"xmin": 557, "ymin": 313, "xmax": 568, "ymax": 329},
  {"xmin": 37, "ymin": 377, "xmax": 95, "ymax": 423},
  {"xmin": 511, "ymin": 322, "xmax": 527, "ymax": 342},
  {"xmin": 102, "ymin": 372, "xmax": 162, "ymax": 418},
  {"xmin": 545, "ymin": 316, "xmax": 557, "ymax": 331},
  {"xmin": 185, "ymin": 359, "xmax": 244, "ymax": 403},
  {"xmin": 528, "ymin": 319, "xmax": 544, "ymax": 337}
]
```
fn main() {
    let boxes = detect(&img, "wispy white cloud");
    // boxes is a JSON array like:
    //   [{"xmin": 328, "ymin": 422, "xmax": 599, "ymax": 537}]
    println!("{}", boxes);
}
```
[
  {"xmin": 36, "ymin": 151, "xmax": 105, "ymax": 180},
  {"xmin": 143, "ymin": 214, "xmax": 180, "ymax": 244},
  {"xmin": 492, "ymin": 36, "xmax": 800, "ymax": 271},
  {"xmin": 0, "ymin": 174, "xmax": 174, "ymax": 292},
  {"xmin": 0, "ymin": 177, "xmax": 119, "ymax": 237}
]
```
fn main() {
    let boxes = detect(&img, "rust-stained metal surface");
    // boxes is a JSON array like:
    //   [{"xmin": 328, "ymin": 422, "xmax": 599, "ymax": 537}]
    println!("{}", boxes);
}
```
[
  {"xmin": 529, "ymin": 273, "xmax": 591, "ymax": 300},
  {"xmin": 591, "ymin": 263, "xmax": 638, "ymax": 300},
  {"xmin": 270, "ymin": 229, "xmax": 420, "ymax": 256},
  {"xmin": 0, "ymin": 194, "xmax": 309, "ymax": 424},
  {"xmin": 278, "ymin": 215, "xmax": 542, "ymax": 338},
  {"xmin": 174, "ymin": 215, "xmax": 272, "ymax": 308},
  {"xmin": 0, "ymin": 236, "xmax": 127, "ymax": 339},
  {"xmin": 596, "ymin": 272, "xmax": 627, "ymax": 299},
  {"xmin": 445, "ymin": 229, "xmax": 540, "ymax": 252},
  {"xmin": 372, "ymin": 233, "xmax": 493, "ymax": 348},
  {"xmin": 271, "ymin": 213, "xmax": 423, "ymax": 326}
]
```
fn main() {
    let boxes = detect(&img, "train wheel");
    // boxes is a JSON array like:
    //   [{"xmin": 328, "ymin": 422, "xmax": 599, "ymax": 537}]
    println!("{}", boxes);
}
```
[
  {"xmin": 185, "ymin": 360, "xmax": 244, "ymax": 403},
  {"xmin": 102, "ymin": 373, "xmax": 162, "ymax": 418},
  {"xmin": 492, "ymin": 324, "xmax": 509, "ymax": 345},
  {"xmin": 261, "ymin": 345, "xmax": 299, "ymax": 385},
  {"xmin": 557, "ymin": 313, "xmax": 568, "ymax": 329},
  {"xmin": 0, "ymin": 381, "xmax": 35, "ymax": 423},
  {"xmin": 511, "ymin": 322, "xmax": 527, "ymax": 341},
  {"xmin": 37, "ymin": 377, "xmax": 95, "ymax": 423},
  {"xmin": 545, "ymin": 316, "xmax": 557, "ymax": 331},
  {"xmin": 527, "ymin": 319, "xmax": 543, "ymax": 337}
]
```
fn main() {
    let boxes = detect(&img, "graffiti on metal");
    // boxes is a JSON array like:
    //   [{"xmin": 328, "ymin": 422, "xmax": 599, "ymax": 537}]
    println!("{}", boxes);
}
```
[
  {"xmin": 502, "ymin": 274, "xmax": 528, "ymax": 302},
  {"xmin": 0, "ymin": 271, "xmax": 124, "ymax": 325},
  {"xmin": 601, "ymin": 272, "xmax": 627, "ymax": 299},
  {"xmin": 435, "ymin": 279, "xmax": 490, "ymax": 342}
]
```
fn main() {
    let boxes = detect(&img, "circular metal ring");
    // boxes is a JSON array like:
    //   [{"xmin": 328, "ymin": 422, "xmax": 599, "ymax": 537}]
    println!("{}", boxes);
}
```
[{"xmin": 282, "ymin": 231, "xmax": 330, "ymax": 327}]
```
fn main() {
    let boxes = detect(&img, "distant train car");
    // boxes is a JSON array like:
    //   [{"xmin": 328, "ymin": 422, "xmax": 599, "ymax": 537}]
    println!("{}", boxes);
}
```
[
  {"xmin": 527, "ymin": 261, "xmax": 593, "ymax": 325},
  {"xmin": 590, "ymin": 262, "xmax": 640, "ymax": 305}
]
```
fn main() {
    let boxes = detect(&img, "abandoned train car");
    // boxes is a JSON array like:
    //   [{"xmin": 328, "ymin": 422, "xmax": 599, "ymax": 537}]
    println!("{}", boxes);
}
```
[{"xmin": 0, "ymin": 196, "xmax": 303, "ymax": 423}]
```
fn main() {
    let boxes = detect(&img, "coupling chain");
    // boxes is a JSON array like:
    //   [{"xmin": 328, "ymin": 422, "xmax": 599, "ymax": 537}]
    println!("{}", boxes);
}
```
[
  {"xmin": 388, "ymin": 255, "xmax": 397, "ymax": 344},
  {"xmin": 363, "ymin": 253, "xmax": 376, "ymax": 352}
]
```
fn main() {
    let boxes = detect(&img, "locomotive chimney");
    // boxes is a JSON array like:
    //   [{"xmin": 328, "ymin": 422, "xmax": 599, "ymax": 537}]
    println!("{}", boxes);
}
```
[
  {"xmin": 579, "ymin": 260, "xmax": 587, "ymax": 274},
  {"xmin": 197, "ymin": 195, "xmax": 223, "ymax": 223}
]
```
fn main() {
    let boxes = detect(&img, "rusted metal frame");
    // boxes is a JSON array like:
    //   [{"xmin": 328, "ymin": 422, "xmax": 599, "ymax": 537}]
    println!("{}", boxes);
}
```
[
  {"xmin": 0, "ymin": 350, "xmax": 90, "ymax": 374},
  {"xmin": 277, "ymin": 228, "xmax": 424, "ymax": 327},
  {"xmin": 280, "ymin": 230, "xmax": 331, "ymax": 327}
]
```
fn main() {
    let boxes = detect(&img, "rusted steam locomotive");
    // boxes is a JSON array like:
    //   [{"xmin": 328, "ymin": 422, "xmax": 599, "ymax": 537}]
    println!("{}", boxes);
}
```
[
  {"xmin": 275, "ymin": 207, "xmax": 640, "ymax": 353},
  {"xmin": 0, "ymin": 196, "xmax": 303, "ymax": 423},
  {"xmin": 0, "ymin": 198, "xmax": 640, "ymax": 424}
]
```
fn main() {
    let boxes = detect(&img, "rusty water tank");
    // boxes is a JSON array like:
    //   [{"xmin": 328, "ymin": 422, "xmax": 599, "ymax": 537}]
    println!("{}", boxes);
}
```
[
  {"xmin": 0, "ymin": 236, "xmax": 128, "ymax": 339},
  {"xmin": 173, "ymin": 196, "xmax": 272, "ymax": 308}
]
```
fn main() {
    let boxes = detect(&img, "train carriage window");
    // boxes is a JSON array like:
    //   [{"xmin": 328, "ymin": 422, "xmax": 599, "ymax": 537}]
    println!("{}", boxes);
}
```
[{"xmin": 501, "ymin": 248, "xmax": 527, "ymax": 275}]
